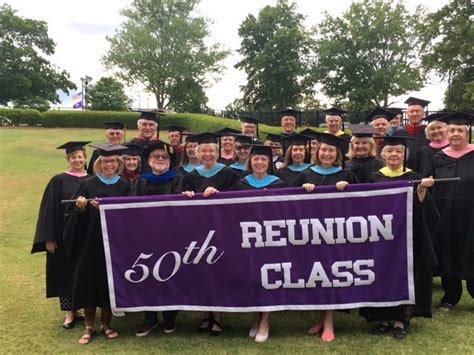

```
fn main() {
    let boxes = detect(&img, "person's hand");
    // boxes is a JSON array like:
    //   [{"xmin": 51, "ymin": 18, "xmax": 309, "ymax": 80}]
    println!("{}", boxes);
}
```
[
  {"xmin": 90, "ymin": 198, "xmax": 99, "ymax": 210},
  {"xmin": 76, "ymin": 196, "xmax": 87, "ymax": 211},
  {"xmin": 45, "ymin": 240, "xmax": 57, "ymax": 254},
  {"xmin": 302, "ymin": 183, "xmax": 315, "ymax": 192},
  {"xmin": 182, "ymin": 191, "xmax": 195, "ymax": 198},
  {"xmin": 419, "ymin": 176, "xmax": 435, "ymax": 190},
  {"xmin": 336, "ymin": 181, "xmax": 349, "ymax": 191},
  {"xmin": 203, "ymin": 187, "xmax": 219, "ymax": 198}
]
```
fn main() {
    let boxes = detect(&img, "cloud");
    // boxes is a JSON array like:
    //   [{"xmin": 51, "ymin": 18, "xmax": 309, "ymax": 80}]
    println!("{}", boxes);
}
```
[{"xmin": 67, "ymin": 21, "xmax": 117, "ymax": 35}]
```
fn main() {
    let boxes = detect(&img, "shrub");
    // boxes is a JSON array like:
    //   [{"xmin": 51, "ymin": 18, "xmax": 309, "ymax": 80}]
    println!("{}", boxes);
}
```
[{"xmin": 0, "ymin": 108, "xmax": 42, "ymax": 125}]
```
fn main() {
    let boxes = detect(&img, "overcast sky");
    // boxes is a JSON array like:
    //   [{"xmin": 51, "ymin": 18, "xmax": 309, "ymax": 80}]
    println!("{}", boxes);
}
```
[{"xmin": 7, "ymin": 0, "xmax": 450, "ymax": 110}]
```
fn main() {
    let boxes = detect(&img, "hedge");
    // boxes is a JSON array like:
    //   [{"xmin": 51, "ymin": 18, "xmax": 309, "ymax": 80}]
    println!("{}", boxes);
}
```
[{"xmin": 0, "ymin": 108, "xmax": 42, "ymax": 125}]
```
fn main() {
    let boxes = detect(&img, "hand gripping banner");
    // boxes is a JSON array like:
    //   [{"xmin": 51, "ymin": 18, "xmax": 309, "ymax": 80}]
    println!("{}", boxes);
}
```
[{"xmin": 100, "ymin": 181, "xmax": 414, "ymax": 314}]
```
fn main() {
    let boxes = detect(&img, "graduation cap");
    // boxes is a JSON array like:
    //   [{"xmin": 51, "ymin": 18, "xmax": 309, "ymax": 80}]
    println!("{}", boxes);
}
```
[
  {"xmin": 299, "ymin": 128, "xmax": 319, "ymax": 140},
  {"xmin": 164, "ymin": 124, "xmax": 186, "ymax": 133},
  {"xmin": 405, "ymin": 97, "xmax": 430, "ymax": 108},
  {"xmin": 425, "ymin": 112, "xmax": 450, "ymax": 123},
  {"xmin": 102, "ymin": 121, "xmax": 126, "ymax": 130},
  {"xmin": 120, "ymin": 143, "xmax": 142, "ymax": 157},
  {"xmin": 142, "ymin": 141, "xmax": 176, "ymax": 161},
  {"xmin": 281, "ymin": 133, "xmax": 312, "ymax": 146},
  {"xmin": 192, "ymin": 132, "xmax": 221, "ymax": 145},
  {"xmin": 89, "ymin": 143, "xmax": 128, "ymax": 157},
  {"xmin": 373, "ymin": 135, "xmax": 415, "ymax": 171},
  {"xmin": 323, "ymin": 107, "xmax": 347, "ymax": 117},
  {"xmin": 214, "ymin": 127, "xmax": 241, "ymax": 136},
  {"xmin": 387, "ymin": 107, "xmax": 403, "ymax": 116},
  {"xmin": 57, "ymin": 141, "xmax": 91, "ymax": 154},
  {"xmin": 348, "ymin": 124, "xmax": 377, "ymax": 138},
  {"xmin": 262, "ymin": 131, "xmax": 281, "ymax": 143},
  {"xmin": 234, "ymin": 134, "xmax": 254, "ymax": 145},
  {"xmin": 314, "ymin": 132, "xmax": 348, "ymax": 153},
  {"xmin": 184, "ymin": 134, "xmax": 199, "ymax": 143},
  {"xmin": 137, "ymin": 110, "xmax": 159, "ymax": 122},
  {"xmin": 366, "ymin": 107, "xmax": 396, "ymax": 122},
  {"xmin": 277, "ymin": 108, "xmax": 301, "ymax": 117}
]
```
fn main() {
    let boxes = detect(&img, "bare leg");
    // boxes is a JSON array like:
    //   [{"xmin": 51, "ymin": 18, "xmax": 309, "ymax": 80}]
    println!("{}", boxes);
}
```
[
  {"xmin": 255, "ymin": 312, "xmax": 270, "ymax": 342},
  {"xmin": 321, "ymin": 310, "xmax": 335, "ymax": 342},
  {"xmin": 308, "ymin": 311, "xmax": 325, "ymax": 334}
]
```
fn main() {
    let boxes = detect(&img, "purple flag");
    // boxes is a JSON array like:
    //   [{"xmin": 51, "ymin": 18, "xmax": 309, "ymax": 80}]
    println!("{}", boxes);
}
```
[
  {"xmin": 100, "ymin": 181, "xmax": 414, "ymax": 314},
  {"xmin": 73, "ymin": 101, "xmax": 83, "ymax": 109}
]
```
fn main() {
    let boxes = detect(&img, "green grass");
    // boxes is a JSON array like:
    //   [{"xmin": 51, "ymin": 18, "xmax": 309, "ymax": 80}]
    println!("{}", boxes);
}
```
[{"xmin": 1, "ymin": 127, "xmax": 473, "ymax": 354}]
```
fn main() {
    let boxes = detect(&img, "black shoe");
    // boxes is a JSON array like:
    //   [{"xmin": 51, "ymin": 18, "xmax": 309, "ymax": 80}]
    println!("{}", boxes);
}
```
[
  {"xmin": 198, "ymin": 318, "xmax": 213, "ymax": 332},
  {"xmin": 372, "ymin": 323, "xmax": 391, "ymax": 335},
  {"xmin": 135, "ymin": 323, "xmax": 158, "ymax": 337},
  {"xmin": 63, "ymin": 320, "xmax": 76, "ymax": 330},
  {"xmin": 210, "ymin": 320, "xmax": 223, "ymax": 336},
  {"xmin": 163, "ymin": 320, "xmax": 176, "ymax": 334},
  {"xmin": 392, "ymin": 326, "xmax": 408, "ymax": 340}
]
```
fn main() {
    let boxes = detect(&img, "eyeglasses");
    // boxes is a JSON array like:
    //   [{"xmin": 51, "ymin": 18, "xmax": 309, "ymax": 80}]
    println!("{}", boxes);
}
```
[
  {"xmin": 236, "ymin": 146, "xmax": 251, "ymax": 151},
  {"xmin": 150, "ymin": 154, "xmax": 170, "ymax": 160}
]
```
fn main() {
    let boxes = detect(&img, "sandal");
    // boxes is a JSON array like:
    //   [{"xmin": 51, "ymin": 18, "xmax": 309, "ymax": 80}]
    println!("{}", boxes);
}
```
[
  {"xmin": 79, "ymin": 327, "xmax": 96, "ymax": 345},
  {"xmin": 210, "ymin": 320, "xmax": 223, "ymax": 336},
  {"xmin": 100, "ymin": 325, "xmax": 118, "ymax": 339},
  {"xmin": 392, "ymin": 326, "xmax": 408, "ymax": 340},
  {"xmin": 438, "ymin": 302, "xmax": 453, "ymax": 312}
]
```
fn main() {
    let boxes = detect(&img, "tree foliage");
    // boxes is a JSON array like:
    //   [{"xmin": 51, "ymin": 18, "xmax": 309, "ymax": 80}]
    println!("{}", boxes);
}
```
[
  {"xmin": 86, "ymin": 77, "xmax": 130, "ymax": 111},
  {"xmin": 311, "ymin": 0, "xmax": 425, "ymax": 109},
  {"xmin": 235, "ymin": 0, "xmax": 315, "ymax": 111},
  {"xmin": 420, "ymin": 1, "xmax": 473, "ymax": 110},
  {"xmin": 0, "ymin": 4, "xmax": 76, "ymax": 106},
  {"xmin": 103, "ymin": 0, "xmax": 228, "ymax": 112}
]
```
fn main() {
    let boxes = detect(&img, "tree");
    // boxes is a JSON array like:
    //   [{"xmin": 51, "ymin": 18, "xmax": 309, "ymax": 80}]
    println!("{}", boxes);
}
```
[
  {"xmin": 0, "ymin": 5, "xmax": 76, "ymax": 106},
  {"xmin": 86, "ymin": 77, "xmax": 130, "ymax": 111},
  {"xmin": 420, "ymin": 1, "xmax": 474, "ymax": 111},
  {"xmin": 103, "ymin": 0, "xmax": 228, "ymax": 112},
  {"xmin": 235, "ymin": 0, "xmax": 315, "ymax": 111},
  {"xmin": 311, "ymin": 0, "xmax": 426, "ymax": 109}
]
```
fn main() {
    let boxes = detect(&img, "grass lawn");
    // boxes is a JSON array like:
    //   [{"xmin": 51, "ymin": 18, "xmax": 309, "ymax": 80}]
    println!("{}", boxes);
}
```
[{"xmin": 0, "ymin": 127, "xmax": 473, "ymax": 354}]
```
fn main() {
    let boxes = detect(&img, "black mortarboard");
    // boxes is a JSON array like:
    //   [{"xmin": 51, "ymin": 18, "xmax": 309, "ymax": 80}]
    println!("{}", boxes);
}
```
[
  {"xmin": 192, "ymin": 132, "xmax": 220, "ymax": 145},
  {"xmin": 120, "ymin": 143, "xmax": 142, "ymax": 157},
  {"xmin": 164, "ymin": 124, "xmax": 186, "ymax": 133},
  {"xmin": 239, "ymin": 116, "xmax": 260, "ymax": 125},
  {"xmin": 137, "ymin": 110, "xmax": 159, "ymax": 122},
  {"xmin": 425, "ymin": 112, "xmax": 450, "ymax": 123},
  {"xmin": 387, "ymin": 107, "xmax": 403, "ymax": 116},
  {"xmin": 262, "ymin": 131, "xmax": 281, "ymax": 143},
  {"xmin": 281, "ymin": 133, "xmax": 312, "ymax": 146},
  {"xmin": 89, "ymin": 143, "xmax": 128, "ymax": 157},
  {"xmin": 234, "ymin": 134, "xmax": 254, "ymax": 145},
  {"xmin": 314, "ymin": 132, "xmax": 348, "ymax": 153},
  {"xmin": 143, "ymin": 141, "xmax": 175, "ymax": 160},
  {"xmin": 405, "ymin": 97, "xmax": 430, "ymax": 108},
  {"xmin": 323, "ymin": 107, "xmax": 347, "ymax": 117},
  {"xmin": 277, "ymin": 108, "xmax": 301, "ymax": 116},
  {"xmin": 57, "ymin": 141, "xmax": 91, "ymax": 154},
  {"xmin": 299, "ymin": 128, "xmax": 319, "ymax": 140},
  {"xmin": 214, "ymin": 127, "xmax": 241, "ymax": 136},
  {"xmin": 348, "ymin": 124, "xmax": 377, "ymax": 138},
  {"xmin": 437, "ymin": 112, "xmax": 474, "ymax": 126},
  {"xmin": 366, "ymin": 107, "xmax": 396, "ymax": 122},
  {"xmin": 184, "ymin": 134, "xmax": 199, "ymax": 143},
  {"xmin": 102, "ymin": 121, "xmax": 126, "ymax": 130}
]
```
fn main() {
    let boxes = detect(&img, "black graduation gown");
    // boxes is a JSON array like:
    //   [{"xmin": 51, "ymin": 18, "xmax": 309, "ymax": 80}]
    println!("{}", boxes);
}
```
[
  {"xmin": 415, "ymin": 144, "xmax": 448, "ymax": 177},
  {"xmin": 275, "ymin": 166, "xmax": 310, "ymax": 187},
  {"xmin": 345, "ymin": 157, "xmax": 384, "ymax": 183},
  {"xmin": 360, "ymin": 170, "xmax": 438, "ymax": 321},
  {"xmin": 130, "ymin": 174, "xmax": 183, "ymax": 196},
  {"xmin": 182, "ymin": 166, "xmax": 240, "ymax": 193},
  {"xmin": 63, "ymin": 176, "xmax": 130, "ymax": 310},
  {"xmin": 218, "ymin": 157, "xmax": 235, "ymax": 166},
  {"xmin": 232, "ymin": 177, "xmax": 287, "ymax": 190},
  {"xmin": 32, "ymin": 172, "xmax": 89, "ymax": 298},
  {"xmin": 423, "ymin": 151, "xmax": 474, "ymax": 279},
  {"xmin": 395, "ymin": 128, "xmax": 429, "ymax": 170},
  {"xmin": 294, "ymin": 168, "xmax": 359, "ymax": 186},
  {"xmin": 86, "ymin": 150, "xmax": 100, "ymax": 175}
]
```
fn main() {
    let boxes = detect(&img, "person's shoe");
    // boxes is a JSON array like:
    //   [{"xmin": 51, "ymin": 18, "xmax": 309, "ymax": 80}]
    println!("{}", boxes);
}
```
[
  {"xmin": 392, "ymin": 326, "xmax": 408, "ymax": 340},
  {"xmin": 321, "ymin": 330, "xmax": 335, "ymax": 342},
  {"xmin": 163, "ymin": 320, "xmax": 177, "ymax": 334},
  {"xmin": 248, "ymin": 324, "xmax": 258, "ymax": 338},
  {"xmin": 437, "ymin": 302, "xmax": 453, "ymax": 312},
  {"xmin": 135, "ymin": 323, "xmax": 158, "ymax": 337},
  {"xmin": 210, "ymin": 320, "xmax": 223, "ymax": 336},
  {"xmin": 198, "ymin": 318, "xmax": 213, "ymax": 332},
  {"xmin": 255, "ymin": 325, "xmax": 269, "ymax": 343},
  {"xmin": 372, "ymin": 322, "xmax": 392, "ymax": 335},
  {"xmin": 63, "ymin": 319, "xmax": 76, "ymax": 330}
]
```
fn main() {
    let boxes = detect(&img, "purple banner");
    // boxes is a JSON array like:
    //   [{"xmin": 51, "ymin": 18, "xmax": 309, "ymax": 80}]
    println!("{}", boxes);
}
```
[{"xmin": 100, "ymin": 181, "xmax": 414, "ymax": 314}]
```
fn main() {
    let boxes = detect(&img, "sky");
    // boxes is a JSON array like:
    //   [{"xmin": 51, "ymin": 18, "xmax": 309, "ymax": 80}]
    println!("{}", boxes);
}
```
[{"xmin": 6, "ymin": 0, "xmax": 450, "ymax": 111}]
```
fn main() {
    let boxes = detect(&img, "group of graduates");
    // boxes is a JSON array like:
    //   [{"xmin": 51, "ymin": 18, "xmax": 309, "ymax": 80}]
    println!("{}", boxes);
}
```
[{"xmin": 32, "ymin": 97, "xmax": 473, "ymax": 345}]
